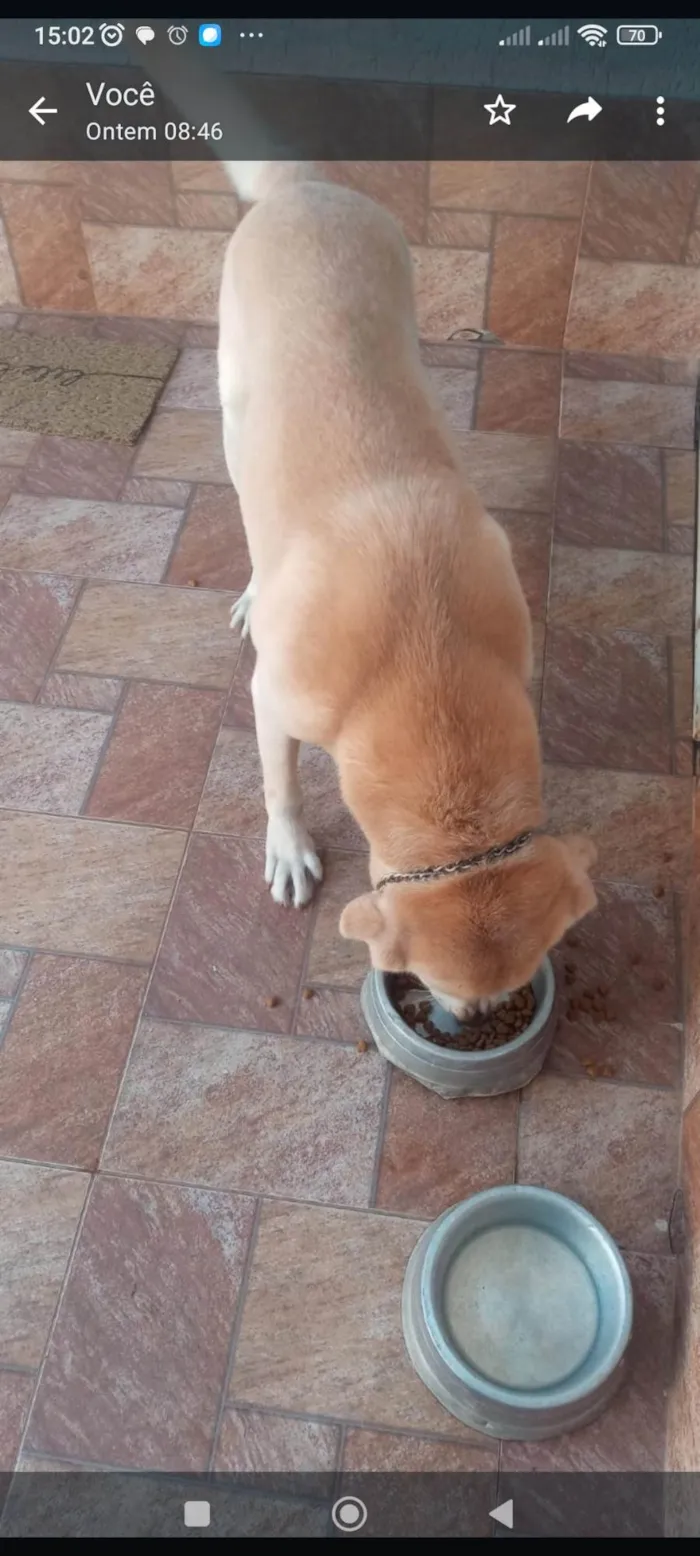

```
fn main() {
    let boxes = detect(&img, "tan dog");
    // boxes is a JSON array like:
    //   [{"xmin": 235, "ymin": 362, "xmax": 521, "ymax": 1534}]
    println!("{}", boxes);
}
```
[{"xmin": 218, "ymin": 161, "xmax": 597, "ymax": 1016}]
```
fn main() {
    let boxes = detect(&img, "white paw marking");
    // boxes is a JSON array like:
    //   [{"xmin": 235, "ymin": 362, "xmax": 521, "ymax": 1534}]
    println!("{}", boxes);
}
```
[
  {"xmin": 265, "ymin": 815, "xmax": 323, "ymax": 908},
  {"xmin": 230, "ymin": 578, "xmax": 256, "ymax": 638}
]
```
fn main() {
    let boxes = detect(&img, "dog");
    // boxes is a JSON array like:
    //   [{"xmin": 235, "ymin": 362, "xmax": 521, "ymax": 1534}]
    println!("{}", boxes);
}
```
[{"xmin": 218, "ymin": 160, "xmax": 597, "ymax": 1016}]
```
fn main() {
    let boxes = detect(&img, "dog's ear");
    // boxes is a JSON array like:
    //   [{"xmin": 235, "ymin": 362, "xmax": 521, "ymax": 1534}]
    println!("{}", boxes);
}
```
[
  {"xmin": 560, "ymin": 832, "xmax": 597, "ymax": 874},
  {"xmin": 558, "ymin": 833, "xmax": 598, "ymax": 922},
  {"xmin": 339, "ymin": 893, "xmax": 406, "ymax": 971}
]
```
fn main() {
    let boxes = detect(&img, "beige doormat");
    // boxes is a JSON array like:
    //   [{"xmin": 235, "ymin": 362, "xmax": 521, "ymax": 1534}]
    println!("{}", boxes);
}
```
[{"xmin": 0, "ymin": 335, "xmax": 179, "ymax": 443}]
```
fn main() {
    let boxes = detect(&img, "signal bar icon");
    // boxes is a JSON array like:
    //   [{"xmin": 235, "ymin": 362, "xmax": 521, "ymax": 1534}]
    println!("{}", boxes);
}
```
[
  {"xmin": 499, "ymin": 25, "xmax": 531, "ymax": 46},
  {"xmin": 538, "ymin": 26, "xmax": 570, "ymax": 47}
]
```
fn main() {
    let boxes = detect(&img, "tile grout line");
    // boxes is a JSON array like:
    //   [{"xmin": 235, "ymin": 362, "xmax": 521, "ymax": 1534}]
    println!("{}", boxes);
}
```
[
  {"xmin": 470, "ymin": 338, "xmax": 487, "ymax": 432},
  {"xmin": 678, "ymin": 176, "xmax": 700, "ymax": 265},
  {"xmin": 17, "ymin": 1399, "xmax": 496, "ymax": 1473},
  {"xmin": 368, "ymin": 1063, "xmax": 394, "ymax": 1208},
  {"xmin": 661, "ymin": 447, "xmax": 671, "ymax": 552},
  {"xmin": 419, "ymin": 155, "xmax": 430, "ymax": 247},
  {"xmin": 35, "ymin": 669, "xmax": 244, "ymax": 705},
  {"xmin": 672, "ymin": 886, "xmax": 689, "ymax": 1091},
  {"xmin": 0, "ymin": 805, "xmax": 189, "ymax": 837},
  {"xmin": 216, "ymin": 1398, "xmax": 497, "ymax": 1454},
  {"xmin": 496, "ymin": 1434, "xmax": 504, "ymax": 1494},
  {"xmin": 4, "ymin": 765, "xmax": 692, "ymax": 833},
  {"xmin": 537, "ymin": 353, "xmax": 564, "ymax": 726},
  {"xmin": 0, "ymin": 949, "xmax": 34, "ymax": 1057},
  {"xmin": 668, "ymin": 890, "xmax": 687, "ymax": 1033},
  {"xmin": 78, "ymin": 680, "xmax": 129, "ymax": 818},
  {"xmin": 2, "ymin": 563, "xmax": 240, "ymax": 600},
  {"xmin": 560, "ymin": 159, "xmax": 594, "ymax": 359},
  {"xmin": 542, "ymin": 751, "xmax": 693, "ymax": 783},
  {"xmin": 334, "ymin": 1422, "xmax": 347, "ymax": 1485},
  {"xmin": 0, "ymin": 865, "xmax": 688, "ymax": 970},
  {"xmin": 549, "ymin": 537, "xmax": 698, "ymax": 564},
  {"xmin": 0, "ymin": 942, "xmax": 150, "ymax": 970},
  {"xmin": 289, "ymin": 885, "xmax": 324, "ymax": 1036},
  {"xmin": 431, "ymin": 205, "xmax": 585, "ymax": 227},
  {"xmin": 139, "ymin": 990, "xmax": 369, "ymax": 1053},
  {"xmin": 24, "ymin": 669, "xmax": 234, "ymax": 713},
  {"xmin": 1, "ymin": 211, "xmax": 26, "ymax": 312},
  {"xmin": 73, "ymin": 1162, "xmax": 683, "ymax": 1243},
  {"xmin": 660, "ymin": 1248, "xmax": 680, "ymax": 1472},
  {"xmin": 187, "ymin": 620, "xmax": 249, "ymax": 842},
  {"xmin": 157, "ymin": 480, "xmax": 198, "ymax": 582},
  {"xmin": 31, "ymin": 576, "xmax": 88, "ymax": 706},
  {"xmin": 97, "ymin": 823, "xmax": 198, "ymax": 1168},
  {"xmin": 206, "ymin": 1198, "xmax": 263, "ymax": 1476},
  {"xmin": 513, "ymin": 1089, "xmax": 523, "ymax": 1192},
  {"xmin": 0, "ymin": 1155, "xmax": 92, "ymax": 1179},
  {"xmin": 481, "ymin": 213, "xmax": 497, "ymax": 342},
  {"xmin": 13, "ymin": 1171, "xmax": 98, "ymax": 1469},
  {"xmin": 665, "ymin": 635, "xmax": 679, "ymax": 783}
]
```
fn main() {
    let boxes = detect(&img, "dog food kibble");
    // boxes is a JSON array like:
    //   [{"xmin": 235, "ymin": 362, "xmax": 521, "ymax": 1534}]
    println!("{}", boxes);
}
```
[
  {"xmin": 392, "ymin": 974, "xmax": 536, "ymax": 1051},
  {"xmin": 301, "ymin": 987, "xmax": 315, "ymax": 1001},
  {"xmin": 583, "ymin": 1058, "xmax": 617, "ymax": 1079},
  {"xmin": 653, "ymin": 883, "xmax": 666, "ymax": 899},
  {"xmin": 562, "ymin": 962, "xmax": 613, "ymax": 1025},
  {"xmin": 263, "ymin": 994, "xmax": 280, "ymax": 1009},
  {"xmin": 356, "ymin": 1038, "xmax": 369, "ymax": 1053}
]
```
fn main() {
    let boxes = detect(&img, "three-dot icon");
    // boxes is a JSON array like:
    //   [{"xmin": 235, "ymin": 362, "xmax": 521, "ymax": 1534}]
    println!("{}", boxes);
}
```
[
  {"xmin": 656, "ymin": 96, "xmax": 665, "ymax": 126},
  {"xmin": 331, "ymin": 1496, "xmax": 368, "ymax": 1533}
]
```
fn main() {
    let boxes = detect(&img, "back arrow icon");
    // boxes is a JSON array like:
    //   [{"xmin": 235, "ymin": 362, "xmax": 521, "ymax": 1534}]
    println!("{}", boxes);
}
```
[
  {"xmin": 567, "ymin": 97, "xmax": 602, "ymax": 124},
  {"xmin": 29, "ymin": 97, "xmax": 58, "ymax": 126},
  {"xmin": 489, "ymin": 1500, "xmax": 514, "ymax": 1530}
]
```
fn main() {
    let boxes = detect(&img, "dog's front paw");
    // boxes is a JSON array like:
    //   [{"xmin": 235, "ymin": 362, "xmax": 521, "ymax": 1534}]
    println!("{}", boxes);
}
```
[{"xmin": 265, "ymin": 815, "xmax": 323, "ymax": 908}]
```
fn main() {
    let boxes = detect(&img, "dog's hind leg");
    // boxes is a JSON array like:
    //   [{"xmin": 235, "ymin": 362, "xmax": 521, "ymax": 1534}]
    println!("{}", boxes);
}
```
[
  {"xmin": 230, "ymin": 574, "xmax": 257, "ymax": 637},
  {"xmin": 221, "ymin": 401, "xmax": 257, "ymax": 636},
  {"xmin": 219, "ymin": 310, "xmax": 257, "ymax": 637}
]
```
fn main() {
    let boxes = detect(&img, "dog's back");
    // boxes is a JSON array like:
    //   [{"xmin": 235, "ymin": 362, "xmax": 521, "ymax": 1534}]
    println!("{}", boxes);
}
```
[{"xmin": 219, "ymin": 163, "xmax": 533, "ymax": 719}]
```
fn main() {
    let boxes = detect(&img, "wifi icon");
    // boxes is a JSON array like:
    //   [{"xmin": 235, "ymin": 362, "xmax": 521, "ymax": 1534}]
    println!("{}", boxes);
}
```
[{"xmin": 578, "ymin": 23, "xmax": 608, "ymax": 47}]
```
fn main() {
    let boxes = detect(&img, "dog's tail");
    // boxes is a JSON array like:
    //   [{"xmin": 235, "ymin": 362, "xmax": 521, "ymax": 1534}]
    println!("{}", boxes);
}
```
[
  {"xmin": 222, "ymin": 160, "xmax": 319, "ymax": 204},
  {"xmin": 141, "ymin": 38, "xmax": 318, "ymax": 207}
]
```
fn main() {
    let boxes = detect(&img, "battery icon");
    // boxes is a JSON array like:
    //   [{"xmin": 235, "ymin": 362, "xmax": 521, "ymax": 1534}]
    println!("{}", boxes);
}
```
[{"xmin": 616, "ymin": 25, "xmax": 662, "ymax": 46}]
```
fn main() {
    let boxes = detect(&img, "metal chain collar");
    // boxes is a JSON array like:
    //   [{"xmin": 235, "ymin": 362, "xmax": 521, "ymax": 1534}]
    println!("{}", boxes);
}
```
[{"xmin": 375, "ymin": 829, "xmax": 541, "ymax": 893}]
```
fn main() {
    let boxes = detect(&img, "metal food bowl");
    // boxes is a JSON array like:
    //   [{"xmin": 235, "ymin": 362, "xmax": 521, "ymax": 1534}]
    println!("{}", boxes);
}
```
[
  {"xmin": 402, "ymin": 1185, "xmax": 633, "ymax": 1442},
  {"xmin": 361, "ymin": 957, "xmax": 558, "ymax": 1098}
]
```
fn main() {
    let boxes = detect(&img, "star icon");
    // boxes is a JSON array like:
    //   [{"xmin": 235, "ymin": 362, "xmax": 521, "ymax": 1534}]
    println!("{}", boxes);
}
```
[{"xmin": 484, "ymin": 93, "xmax": 517, "ymax": 126}]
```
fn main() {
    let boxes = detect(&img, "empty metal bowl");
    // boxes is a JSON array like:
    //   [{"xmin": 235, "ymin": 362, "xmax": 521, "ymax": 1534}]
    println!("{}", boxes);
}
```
[
  {"xmin": 361, "ymin": 957, "xmax": 558, "ymax": 1098},
  {"xmin": 402, "ymin": 1185, "xmax": 633, "ymax": 1442}
]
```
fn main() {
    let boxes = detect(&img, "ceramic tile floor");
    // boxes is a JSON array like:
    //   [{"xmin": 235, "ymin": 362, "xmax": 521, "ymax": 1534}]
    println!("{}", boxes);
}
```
[{"xmin": 0, "ymin": 306, "xmax": 694, "ymax": 1501}]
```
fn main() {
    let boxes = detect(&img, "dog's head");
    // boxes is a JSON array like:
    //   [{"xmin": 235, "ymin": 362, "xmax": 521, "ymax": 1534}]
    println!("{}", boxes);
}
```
[{"xmin": 339, "ymin": 833, "xmax": 597, "ymax": 1016}]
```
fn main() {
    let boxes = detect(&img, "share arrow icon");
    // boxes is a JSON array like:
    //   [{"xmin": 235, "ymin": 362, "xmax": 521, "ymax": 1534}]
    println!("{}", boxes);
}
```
[{"xmin": 567, "ymin": 96, "xmax": 603, "ymax": 124}]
